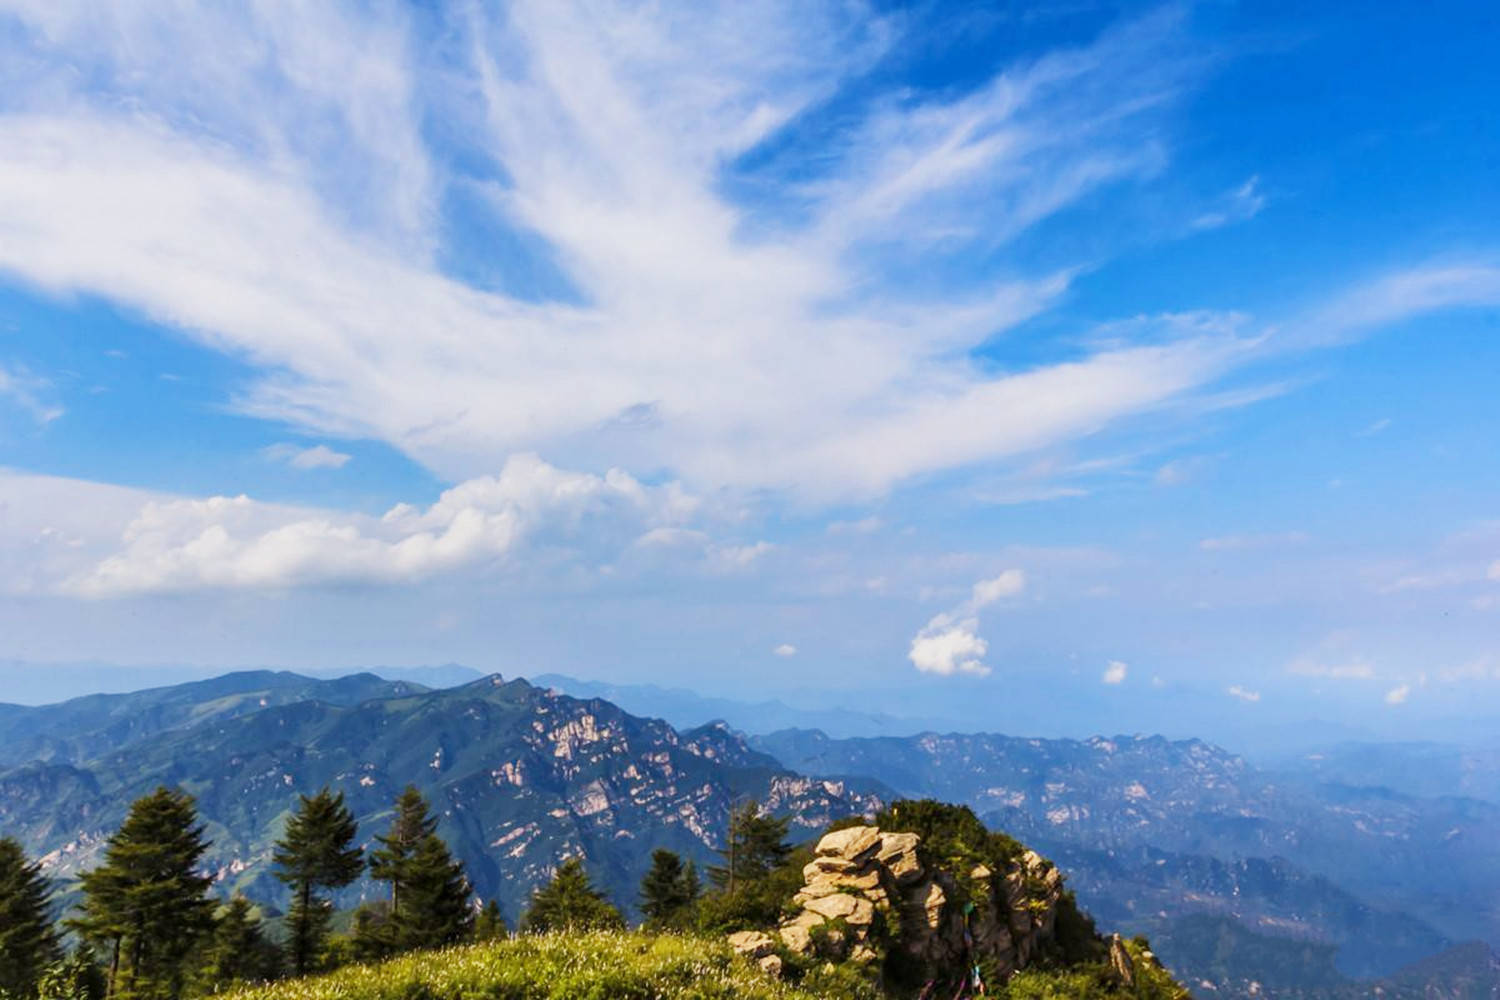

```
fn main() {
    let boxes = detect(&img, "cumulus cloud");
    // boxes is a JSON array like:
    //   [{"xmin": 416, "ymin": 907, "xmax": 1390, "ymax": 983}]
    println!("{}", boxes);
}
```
[
  {"xmin": 1384, "ymin": 683, "xmax": 1411, "ymax": 705},
  {"xmin": 60, "ymin": 454, "xmax": 708, "ymax": 597},
  {"xmin": 263, "ymin": 443, "xmax": 352, "ymax": 470},
  {"xmin": 1102, "ymin": 660, "xmax": 1128, "ymax": 685},
  {"xmin": 1226, "ymin": 684, "xmax": 1261, "ymax": 703},
  {"xmin": 909, "ymin": 570, "xmax": 1026, "ymax": 677},
  {"xmin": 773, "ymin": 644, "xmax": 797, "ymax": 657}
]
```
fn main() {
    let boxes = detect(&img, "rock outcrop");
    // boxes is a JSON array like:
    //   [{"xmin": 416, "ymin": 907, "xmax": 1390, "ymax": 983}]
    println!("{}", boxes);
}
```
[{"xmin": 755, "ymin": 823, "xmax": 1065, "ymax": 983}]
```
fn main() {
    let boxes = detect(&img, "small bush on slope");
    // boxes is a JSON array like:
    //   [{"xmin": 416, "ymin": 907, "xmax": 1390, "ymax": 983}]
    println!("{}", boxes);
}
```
[{"xmin": 221, "ymin": 932, "xmax": 841, "ymax": 1000}]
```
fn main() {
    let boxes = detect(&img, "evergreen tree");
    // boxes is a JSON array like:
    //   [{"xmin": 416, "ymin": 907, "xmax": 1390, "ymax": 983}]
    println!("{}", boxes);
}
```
[
  {"xmin": 36, "ymin": 949, "xmax": 106, "ymax": 1000},
  {"xmin": 520, "ymin": 858, "xmax": 624, "ymax": 933},
  {"xmin": 473, "ymin": 901, "xmax": 507, "ymax": 942},
  {"xmin": 192, "ymin": 897, "xmax": 282, "ymax": 992},
  {"xmin": 0, "ymin": 837, "xmax": 61, "ymax": 999},
  {"xmin": 359, "ymin": 787, "xmax": 472, "ymax": 954},
  {"xmin": 70, "ymin": 787, "xmax": 216, "ymax": 1000},
  {"xmin": 366, "ymin": 787, "xmax": 436, "ymax": 916},
  {"xmin": 391, "ymin": 832, "xmax": 473, "ymax": 950},
  {"xmin": 707, "ymin": 801, "xmax": 791, "ymax": 892},
  {"xmin": 637, "ymin": 849, "xmax": 699, "ymax": 930},
  {"xmin": 272, "ymin": 788, "xmax": 363, "ymax": 975}
]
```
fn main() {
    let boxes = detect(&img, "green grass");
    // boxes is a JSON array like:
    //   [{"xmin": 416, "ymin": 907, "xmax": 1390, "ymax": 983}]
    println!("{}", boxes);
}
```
[{"xmin": 223, "ymin": 932, "xmax": 843, "ymax": 1000}]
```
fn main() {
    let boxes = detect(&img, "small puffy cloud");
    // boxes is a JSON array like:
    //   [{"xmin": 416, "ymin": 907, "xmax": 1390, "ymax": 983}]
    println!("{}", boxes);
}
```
[
  {"xmin": 1226, "ymin": 684, "xmax": 1261, "ymax": 703},
  {"xmin": 971, "ymin": 570, "xmax": 1027, "ymax": 607},
  {"xmin": 773, "ymin": 644, "xmax": 797, "ymax": 657},
  {"xmin": 910, "ymin": 618, "xmax": 991, "ymax": 677},
  {"xmin": 1489, "ymin": 559, "xmax": 1500, "ymax": 582},
  {"xmin": 1384, "ymin": 683, "xmax": 1411, "ymax": 705},
  {"xmin": 909, "ymin": 570, "xmax": 1025, "ymax": 678},
  {"xmin": 1102, "ymin": 660, "xmax": 1128, "ymax": 685},
  {"xmin": 263, "ymin": 443, "xmax": 353, "ymax": 470}
]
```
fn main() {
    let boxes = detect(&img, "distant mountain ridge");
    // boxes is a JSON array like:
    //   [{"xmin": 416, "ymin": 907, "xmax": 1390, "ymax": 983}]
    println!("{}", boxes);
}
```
[
  {"xmin": 751, "ymin": 726, "xmax": 1500, "ymax": 997},
  {"xmin": 0, "ymin": 671, "xmax": 887, "ymax": 925},
  {"xmin": 4, "ymin": 670, "xmax": 1498, "ymax": 1000}
]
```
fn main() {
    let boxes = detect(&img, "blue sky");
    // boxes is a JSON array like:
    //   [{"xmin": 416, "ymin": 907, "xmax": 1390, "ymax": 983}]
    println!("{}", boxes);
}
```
[{"xmin": 0, "ymin": 0, "xmax": 1497, "ymax": 746}]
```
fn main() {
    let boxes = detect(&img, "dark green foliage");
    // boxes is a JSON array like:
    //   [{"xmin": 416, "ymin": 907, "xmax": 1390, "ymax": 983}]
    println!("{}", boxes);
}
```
[
  {"xmin": 875, "ymin": 799, "xmax": 1025, "ymax": 874},
  {"xmin": 1047, "ymin": 891, "xmax": 1107, "ymax": 967},
  {"xmin": 0, "ymin": 837, "xmax": 61, "ymax": 999},
  {"xmin": 71, "ymin": 787, "xmax": 216, "ymax": 1000},
  {"xmin": 693, "ymin": 845, "xmax": 810, "ymax": 934},
  {"xmin": 192, "ymin": 896, "xmax": 282, "ymax": 992},
  {"xmin": 707, "ymin": 800, "xmax": 792, "ymax": 892},
  {"xmin": 520, "ymin": 858, "xmax": 624, "ymax": 933},
  {"xmin": 637, "ymin": 849, "xmax": 700, "ymax": 930},
  {"xmin": 358, "ymin": 788, "xmax": 473, "ymax": 955},
  {"xmin": 273, "ymin": 788, "xmax": 363, "ymax": 976},
  {"xmin": 390, "ymin": 833, "xmax": 474, "ymax": 949},
  {"xmin": 472, "ymin": 901, "xmax": 507, "ymax": 942},
  {"xmin": 36, "ymin": 949, "xmax": 106, "ymax": 1000}
]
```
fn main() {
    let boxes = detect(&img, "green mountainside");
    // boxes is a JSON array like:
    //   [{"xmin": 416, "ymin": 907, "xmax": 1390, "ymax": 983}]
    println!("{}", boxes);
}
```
[{"xmin": 0, "ymin": 673, "xmax": 886, "ymax": 922}]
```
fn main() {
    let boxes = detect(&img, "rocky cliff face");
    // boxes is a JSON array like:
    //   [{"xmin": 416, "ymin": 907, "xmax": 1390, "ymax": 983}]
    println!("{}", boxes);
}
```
[{"xmin": 781, "ymin": 824, "xmax": 1060, "ymax": 979}]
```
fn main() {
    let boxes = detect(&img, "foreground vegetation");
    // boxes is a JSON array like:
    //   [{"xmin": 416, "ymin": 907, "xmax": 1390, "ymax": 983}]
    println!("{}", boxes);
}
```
[
  {"xmin": 219, "ymin": 932, "xmax": 1182, "ymax": 1000},
  {"xmin": 1, "ymin": 783, "xmax": 1186, "ymax": 1000}
]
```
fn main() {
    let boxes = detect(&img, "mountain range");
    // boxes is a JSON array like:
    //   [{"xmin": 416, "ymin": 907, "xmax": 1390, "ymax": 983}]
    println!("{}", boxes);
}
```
[{"xmin": 2, "ymin": 669, "xmax": 1498, "ymax": 999}]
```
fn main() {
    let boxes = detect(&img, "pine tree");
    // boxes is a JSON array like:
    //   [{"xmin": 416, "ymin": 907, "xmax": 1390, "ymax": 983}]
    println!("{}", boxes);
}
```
[
  {"xmin": 520, "ymin": 858, "xmax": 624, "ymax": 934},
  {"xmin": 366, "ymin": 787, "xmax": 436, "ymax": 916},
  {"xmin": 360, "ymin": 787, "xmax": 472, "ymax": 954},
  {"xmin": 393, "ymin": 832, "xmax": 473, "ymax": 950},
  {"xmin": 637, "ymin": 849, "xmax": 700, "ymax": 930},
  {"xmin": 473, "ymin": 901, "xmax": 507, "ymax": 942},
  {"xmin": 0, "ymin": 837, "xmax": 61, "ymax": 999},
  {"xmin": 192, "ymin": 897, "xmax": 282, "ymax": 992},
  {"xmin": 272, "ymin": 788, "xmax": 363, "ymax": 976},
  {"xmin": 707, "ymin": 801, "xmax": 791, "ymax": 892},
  {"xmin": 70, "ymin": 787, "xmax": 216, "ymax": 1000}
]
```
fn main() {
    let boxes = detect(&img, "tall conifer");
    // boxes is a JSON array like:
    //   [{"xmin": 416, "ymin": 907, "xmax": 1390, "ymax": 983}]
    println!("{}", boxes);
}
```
[
  {"xmin": 360, "ymin": 787, "xmax": 472, "ymax": 953},
  {"xmin": 272, "ymin": 788, "xmax": 363, "ymax": 975},
  {"xmin": 0, "ymin": 836, "xmax": 61, "ymax": 999},
  {"xmin": 521, "ymin": 858, "xmax": 624, "ymax": 933},
  {"xmin": 71, "ymin": 787, "xmax": 215, "ymax": 1000}
]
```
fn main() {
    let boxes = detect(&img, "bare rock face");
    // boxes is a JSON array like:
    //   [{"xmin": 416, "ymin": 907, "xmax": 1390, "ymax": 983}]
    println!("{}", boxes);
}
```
[
  {"xmin": 727, "ymin": 929, "xmax": 784, "ymax": 976},
  {"xmin": 768, "ymin": 824, "xmax": 1065, "ymax": 983}
]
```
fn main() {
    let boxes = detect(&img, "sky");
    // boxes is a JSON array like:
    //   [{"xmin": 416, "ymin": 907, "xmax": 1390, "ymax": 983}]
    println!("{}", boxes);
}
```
[{"xmin": 0, "ymin": 0, "xmax": 1498, "ymax": 747}]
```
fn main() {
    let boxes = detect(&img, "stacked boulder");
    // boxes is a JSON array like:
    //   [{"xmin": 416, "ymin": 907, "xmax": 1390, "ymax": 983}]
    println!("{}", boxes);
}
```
[{"xmin": 741, "ymin": 824, "xmax": 1065, "ymax": 982}]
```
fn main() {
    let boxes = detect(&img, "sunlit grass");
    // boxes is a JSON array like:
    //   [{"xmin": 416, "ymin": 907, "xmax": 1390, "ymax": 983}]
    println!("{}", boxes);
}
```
[{"xmin": 224, "ymin": 931, "xmax": 837, "ymax": 1000}]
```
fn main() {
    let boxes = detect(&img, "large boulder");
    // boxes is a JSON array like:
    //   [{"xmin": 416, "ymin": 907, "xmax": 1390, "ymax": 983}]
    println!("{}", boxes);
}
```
[{"xmin": 767, "ymin": 824, "xmax": 1065, "ymax": 980}]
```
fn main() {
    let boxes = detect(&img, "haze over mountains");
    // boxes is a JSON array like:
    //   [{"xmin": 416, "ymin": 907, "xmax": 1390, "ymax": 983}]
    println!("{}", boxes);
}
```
[{"xmin": 3, "ymin": 668, "xmax": 1500, "ymax": 999}]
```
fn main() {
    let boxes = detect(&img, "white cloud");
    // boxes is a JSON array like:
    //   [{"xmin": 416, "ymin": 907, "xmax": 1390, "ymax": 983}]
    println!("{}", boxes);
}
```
[
  {"xmin": 0, "ymin": 2, "xmax": 1277, "ymax": 503},
  {"xmin": 773, "ymin": 643, "xmax": 797, "ymax": 657},
  {"xmin": 1384, "ymin": 683, "xmax": 1411, "ymax": 705},
  {"xmin": 1199, "ymin": 531, "xmax": 1309, "ymax": 551},
  {"xmin": 0, "ymin": 364, "xmax": 64, "ymax": 424},
  {"xmin": 1226, "ymin": 684, "xmax": 1261, "ymax": 703},
  {"xmin": 1489, "ymin": 560, "xmax": 1500, "ymax": 581},
  {"xmin": 59, "ymin": 454, "xmax": 706, "ymax": 597},
  {"xmin": 909, "ymin": 570, "xmax": 1026, "ymax": 677},
  {"xmin": 263, "ymin": 443, "xmax": 353, "ymax": 470},
  {"xmin": 1191, "ymin": 174, "xmax": 1266, "ymax": 231},
  {"xmin": 1102, "ymin": 660, "xmax": 1128, "ymax": 685},
  {"xmin": 1287, "ymin": 657, "xmax": 1375, "ymax": 680}
]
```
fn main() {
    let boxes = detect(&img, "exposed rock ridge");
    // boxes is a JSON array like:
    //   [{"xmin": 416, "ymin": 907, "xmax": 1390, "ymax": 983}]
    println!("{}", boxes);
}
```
[{"xmin": 750, "ymin": 823, "xmax": 1064, "ymax": 982}]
